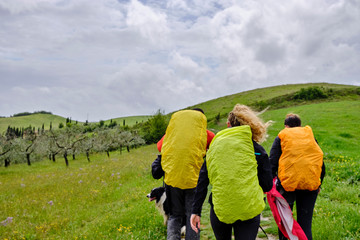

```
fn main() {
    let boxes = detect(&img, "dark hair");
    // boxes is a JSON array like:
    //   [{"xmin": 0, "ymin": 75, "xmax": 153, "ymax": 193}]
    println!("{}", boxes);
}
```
[
  {"xmin": 284, "ymin": 114, "xmax": 301, "ymax": 127},
  {"xmin": 192, "ymin": 108, "xmax": 204, "ymax": 114},
  {"xmin": 228, "ymin": 112, "xmax": 241, "ymax": 127}
]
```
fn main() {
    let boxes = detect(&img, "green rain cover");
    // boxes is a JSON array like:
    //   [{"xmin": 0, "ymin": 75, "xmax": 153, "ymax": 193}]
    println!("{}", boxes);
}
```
[{"xmin": 207, "ymin": 125, "xmax": 265, "ymax": 224}]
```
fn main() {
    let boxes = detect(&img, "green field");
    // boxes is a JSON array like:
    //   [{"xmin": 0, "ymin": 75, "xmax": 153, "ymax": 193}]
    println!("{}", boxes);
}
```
[
  {"xmin": 0, "ymin": 146, "xmax": 163, "ymax": 240},
  {"xmin": 189, "ymin": 82, "xmax": 358, "ymax": 119},
  {"xmin": 261, "ymin": 101, "xmax": 360, "ymax": 240},
  {"xmin": 1, "ymin": 82, "xmax": 357, "ymax": 135},
  {"xmin": 0, "ymin": 114, "xmax": 66, "ymax": 134},
  {"xmin": 0, "ymin": 114, "xmax": 150, "ymax": 134},
  {"xmin": 104, "ymin": 116, "xmax": 151, "ymax": 127},
  {"xmin": 1, "ymin": 84, "xmax": 359, "ymax": 239}
]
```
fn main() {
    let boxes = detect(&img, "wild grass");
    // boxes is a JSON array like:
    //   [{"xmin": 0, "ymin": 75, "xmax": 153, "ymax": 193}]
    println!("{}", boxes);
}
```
[
  {"xmin": 0, "ymin": 114, "xmax": 67, "ymax": 134},
  {"xmin": 2, "ymin": 143, "xmax": 357, "ymax": 239},
  {"xmin": 0, "ymin": 114, "xmax": 151, "ymax": 134},
  {"xmin": 104, "ymin": 116, "xmax": 151, "ymax": 127},
  {"xmin": 190, "ymin": 82, "xmax": 358, "ymax": 120},
  {"xmin": 0, "ymin": 93, "xmax": 359, "ymax": 239},
  {"xmin": 205, "ymin": 100, "xmax": 360, "ymax": 239},
  {"xmin": 0, "ymin": 145, "xmax": 167, "ymax": 240},
  {"xmin": 260, "ymin": 100, "xmax": 360, "ymax": 159},
  {"xmin": 2, "ymin": 83, "xmax": 356, "ymax": 135}
]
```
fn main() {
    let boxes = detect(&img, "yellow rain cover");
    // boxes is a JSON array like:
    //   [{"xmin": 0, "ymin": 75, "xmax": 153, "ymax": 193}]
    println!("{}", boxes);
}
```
[
  {"xmin": 278, "ymin": 126, "xmax": 323, "ymax": 191},
  {"xmin": 161, "ymin": 110, "xmax": 207, "ymax": 189}
]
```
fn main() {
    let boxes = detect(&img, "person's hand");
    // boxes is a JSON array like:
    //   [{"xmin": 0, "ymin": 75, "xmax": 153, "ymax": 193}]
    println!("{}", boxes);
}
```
[{"xmin": 190, "ymin": 214, "xmax": 201, "ymax": 233}]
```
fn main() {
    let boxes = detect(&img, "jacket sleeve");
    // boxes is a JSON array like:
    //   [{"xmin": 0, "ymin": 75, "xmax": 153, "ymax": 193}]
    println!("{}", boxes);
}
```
[
  {"xmin": 269, "ymin": 136, "xmax": 282, "ymax": 178},
  {"xmin": 320, "ymin": 161, "xmax": 326, "ymax": 184},
  {"xmin": 314, "ymin": 139, "xmax": 326, "ymax": 185},
  {"xmin": 206, "ymin": 130, "xmax": 215, "ymax": 149},
  {"xmin": 253, "ymin": 141, "xmax": 273, "ymax": 192},
  {"xmin": 151, "ymin": 154, "xmax": 164, "ymax": 179},
  {"xmin": 157, "ymin": 135, "xmax": 165, "ymax": 152},
  {"xmin": 192, "ymin": 161, "xmax": 209, "ymax": 216}
]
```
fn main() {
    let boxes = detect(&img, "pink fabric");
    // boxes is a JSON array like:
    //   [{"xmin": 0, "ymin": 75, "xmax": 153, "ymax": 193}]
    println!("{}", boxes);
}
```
[{"xmin": 266, "ymin": 178, "xmax": 308, "ymax": 240}]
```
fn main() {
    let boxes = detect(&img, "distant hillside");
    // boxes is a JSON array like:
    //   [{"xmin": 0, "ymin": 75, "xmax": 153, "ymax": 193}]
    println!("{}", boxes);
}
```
[
  {"xmin": 0, "ymin": 114, "xmax": 67, "ymax": 134},
  {"xmin": 0, "ymin": 114, "xmax": 151, "ymax": 134},
  {"xmin": 0, "ymin": 83, "xmax": 358, "ymax": 239},
  {"xmin": 261, "ymin": 100, "xmax": 360, "ymax": 159},
  {"xmin": 104, "ymin": 115, "xmax": 151, "ymax": 127},
  {"xmin": 186, "ymin": 82, "xmax": 359, "ymax": 124},
  {"xmin": 1, "ymin": 82, "xmax": 358, "ymax": 134}
]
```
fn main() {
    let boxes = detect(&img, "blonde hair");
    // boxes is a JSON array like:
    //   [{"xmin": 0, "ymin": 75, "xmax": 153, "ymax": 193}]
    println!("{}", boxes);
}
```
[{"xmin": 227, "ymin": 104, "xmax": 271, "ymax": 143}]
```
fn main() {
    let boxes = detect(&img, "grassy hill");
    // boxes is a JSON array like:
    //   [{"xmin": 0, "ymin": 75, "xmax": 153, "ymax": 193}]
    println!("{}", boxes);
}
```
[
  {"xmin": 103, "ymin": 115, "xmax": 150, "ymax": 127},
  {"xmin": 0, "ymin": 114, "xmax": 150, "ymax": 134},
  {"xmin": 0, "ymin": 114, "xmax": 67, "ymax": 134},
  {"xmin": 1, "ymin": 99, "xmax": 359, "ymax": 239},
  {"xmin": 0, "ymin": 82, "xmax": 359, "ymax": 239},
  {"xmin": 1, "ymin": 82, "xmax": 358, "ymax": 135},
  {"xmin": 261, "ymin": 101, "xmax": 360, "ymax": 159},
  {"xmin": 200, "ymin": 100, "xmax": 360, "ymax": 239},
  {"xmin": 187, "ymin": 82, "xmax": 359, "ymax": 123}
]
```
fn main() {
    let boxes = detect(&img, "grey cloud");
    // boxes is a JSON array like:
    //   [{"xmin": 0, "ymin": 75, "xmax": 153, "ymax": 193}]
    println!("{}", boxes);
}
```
[
  {"xmin": 0, "ymin": 0, "xmax": 359, "ymax": 121},
  {"xmin": 255, "ymin": 41, "xmax": 286, "ymax": 65}
]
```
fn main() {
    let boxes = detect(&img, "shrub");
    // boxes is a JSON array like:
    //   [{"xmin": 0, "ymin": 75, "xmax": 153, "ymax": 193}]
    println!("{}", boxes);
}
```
[
  {"xmin": 12, "ymin": 111, "xmax": 52, "ymax": 117},
  {"xmin": 293, "ymin": 87, "xmax": 328, "ymax": 101},
  {"xmin": 215, "ymin": 113, "xmax": 221, "ymax": 123},
  {"xmin": 141, "ymin": 110, "xmax": 167, "ymax": 144}
]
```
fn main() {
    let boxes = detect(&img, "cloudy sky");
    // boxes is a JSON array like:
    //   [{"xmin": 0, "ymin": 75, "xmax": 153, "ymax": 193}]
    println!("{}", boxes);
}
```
[{"xmin": 1, "ymin": 0, "xmax": 359, "ymax": 121}]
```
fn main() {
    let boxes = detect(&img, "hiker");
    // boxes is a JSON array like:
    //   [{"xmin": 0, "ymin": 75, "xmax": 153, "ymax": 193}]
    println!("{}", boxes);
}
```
[
  {"xmin": 155, "ymin": 108, "xmax": 215, "ymax": 240},
  {"xmin": 190, "ymin": 104, "xmax": 273, "ymax": 240},
  {"xmin": 269, "ymin": 113, "xmax": 325, "ymax": 240}
]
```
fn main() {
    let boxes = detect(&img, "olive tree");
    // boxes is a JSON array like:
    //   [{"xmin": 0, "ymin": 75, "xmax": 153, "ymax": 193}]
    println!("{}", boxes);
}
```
[
  {"xmin": 13, "ymin": 129, "xmax": 37, "ymax": 166},
  {"xmin": 49, "ymin": 126, "xmax": 85, "ymax": 166},
  {"xmin": 117, "ymin": 130, "xmax": 145, "ymax": 153},
  {"xmin": 0, "ymin": 134, "xmax": 13, "ymax": 167},
  {"xmin": 81, "ymin": 134, "xmax": 96, "ymax": 162},
  {"xmin": 39, "ymin": 130, "xmax": 62, "ymax": 162},
  {"xmin": 93, "ymin": 129, "xmax": 118, "ymax": 157}
]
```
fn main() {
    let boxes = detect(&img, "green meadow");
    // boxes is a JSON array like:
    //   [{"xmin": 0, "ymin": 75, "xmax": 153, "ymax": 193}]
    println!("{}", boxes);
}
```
[
  {"xmin": 190, "ymin": 82, "xmax": 359, "ymax": 119},
  {"xmin": 0, "ymin": 146, "xmax": 164, "ymax": 240},
  {"xmin": 105, "ymin": 116, "xmax": 151, "ymax": 127},
  {"xmin": 1, "ymin": 84, "xmax": 359, "ymax": 239},
  {"xmin": 0, "ymin": 114, "xmax": 66, "ymax": 133},
  {"xmin": 260, "ymin": 101, "xmax": 360, "ymax": 240},
  {"xmin": 0, "ymin": 114, "xmax": 150, "ymax": 134}
]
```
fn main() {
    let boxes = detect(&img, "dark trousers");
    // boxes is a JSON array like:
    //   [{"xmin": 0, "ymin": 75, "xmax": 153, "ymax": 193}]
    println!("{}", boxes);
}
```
[
  {"xmin": 278, "ymin": 188, "xmax": 318, "ymax": 240},
  {"xmin": 210, "ymin": 206, "xmax": 260, "ymax": 240},
  {"xmin": 166, "ymin": 186, "xmax": 200, "ymax": 240}
]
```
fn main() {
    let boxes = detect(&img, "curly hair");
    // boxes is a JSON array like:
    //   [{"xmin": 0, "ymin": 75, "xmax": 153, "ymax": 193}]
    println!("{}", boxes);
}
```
[{"xmin": 227, "ymin": 104, "xmax": 271, "ymax": 143}]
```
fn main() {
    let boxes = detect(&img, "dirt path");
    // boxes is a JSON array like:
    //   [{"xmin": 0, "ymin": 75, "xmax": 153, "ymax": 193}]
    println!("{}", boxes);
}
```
[
  {"xmin": 255, "ymin": 215, "xmax": 277, "ymax": 240},
  {"xmin": 256, "ymin": 235, "xmax": 277, "ymax": 240}
]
